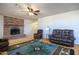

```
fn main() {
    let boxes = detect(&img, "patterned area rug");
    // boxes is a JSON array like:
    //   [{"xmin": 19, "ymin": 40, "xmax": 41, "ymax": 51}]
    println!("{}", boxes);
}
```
[{"xmin": 8, "ymin": 41, "xmax": 74, "ymax": 55}]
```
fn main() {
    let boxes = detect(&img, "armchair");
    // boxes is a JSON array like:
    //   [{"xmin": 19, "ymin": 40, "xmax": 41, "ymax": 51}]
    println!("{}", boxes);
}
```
[{"xmin": 34, "ymin": 29, "xmax": 43, "ymax": 39}]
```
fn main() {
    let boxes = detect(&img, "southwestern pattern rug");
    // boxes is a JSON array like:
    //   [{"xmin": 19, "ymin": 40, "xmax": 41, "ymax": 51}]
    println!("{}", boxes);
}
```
[{"xmin": 8, "ymin": 41, "xmax": 74, "ymax": 55}]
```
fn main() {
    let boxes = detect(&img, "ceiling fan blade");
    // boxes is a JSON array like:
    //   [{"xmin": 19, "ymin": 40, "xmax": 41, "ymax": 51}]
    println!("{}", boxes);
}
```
[
  {"xmin": 27, "ymin": 7, "xmax": 33, "ymax": 12},
  {"xmin": 30, "ymin": 8, "xmax": 33, "ymax": 12},
  {"xmin": 27, "ymin": 7, "xmax": 30, "ymax": 10},
  {"xmin": 33, "ymin": 13, "xmax": 38, "ymax": 15},
  {"xmin": 34, "ymin": 10, "xmax": 40, "ymax": 12}
]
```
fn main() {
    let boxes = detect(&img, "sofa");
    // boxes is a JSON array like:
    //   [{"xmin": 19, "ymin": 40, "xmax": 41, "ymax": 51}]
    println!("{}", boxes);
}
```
[
  {"xmin": 0, "ymin": 39, "xmax": 9, "ymax": 52},
  {"xmin": 49, "ymin": 29, "xmax": 75, "ymax": 47},
  {"xmin": 34, "ymin": 29, "xmax": 43, "ymax": 39}
]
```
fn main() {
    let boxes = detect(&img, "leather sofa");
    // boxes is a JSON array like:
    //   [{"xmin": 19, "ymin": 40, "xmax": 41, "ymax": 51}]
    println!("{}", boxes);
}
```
[
  {"xmin": 49, "ymin": 29, "xmax": 75, "ymax": 47},
  {"xmin": 0, "ymin": 39, "xmax": 9, "ymax": 52}
]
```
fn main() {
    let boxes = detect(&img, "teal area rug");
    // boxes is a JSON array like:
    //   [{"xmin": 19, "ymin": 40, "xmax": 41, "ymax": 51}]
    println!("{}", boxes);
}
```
[
  {"xmin": 8, "ymin": 41, "xmax": 58, "ymax": 55},
  {"xmin": 8, "ymin": 41, "xmax": 74, "ymax": 55}
]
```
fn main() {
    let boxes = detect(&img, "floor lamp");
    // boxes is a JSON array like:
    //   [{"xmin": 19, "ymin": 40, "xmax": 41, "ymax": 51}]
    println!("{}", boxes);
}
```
[{"xmin": 46, "ymin": 26, "xmax": 51, "ymax": 38}]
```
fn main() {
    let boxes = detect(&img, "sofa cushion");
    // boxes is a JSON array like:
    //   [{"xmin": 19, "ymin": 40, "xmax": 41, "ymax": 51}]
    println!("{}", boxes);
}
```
[{"xmin": 52, "ymin": 34, "xmax": 61, "ymax": 38}]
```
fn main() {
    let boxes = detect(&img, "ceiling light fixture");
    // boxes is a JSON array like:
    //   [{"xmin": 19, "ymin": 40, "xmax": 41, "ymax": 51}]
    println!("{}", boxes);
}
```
[
  {"xmin": 29, "ymin": 12, "xmax": 34, "ymax": 16},
  {"xmin": 26, "ymin": 9, "xmax": 29, "ymax": 12}
]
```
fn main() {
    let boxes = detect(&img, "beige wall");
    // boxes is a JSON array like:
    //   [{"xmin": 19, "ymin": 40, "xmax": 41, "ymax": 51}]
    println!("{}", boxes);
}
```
[
  {"xmin": 24, "ymin": 19, "xmax": 38, "ymax": 37},
  {"xmin": 24, "ymin": 19, "xmax": 33, "ymax": 36},
  {"xmin": 31, "ymin": 21, "xmax": 38, "ymax": 34},
  {"xmin": 0, "ymin": 15, "xmax": 4, "ymax": 38}
]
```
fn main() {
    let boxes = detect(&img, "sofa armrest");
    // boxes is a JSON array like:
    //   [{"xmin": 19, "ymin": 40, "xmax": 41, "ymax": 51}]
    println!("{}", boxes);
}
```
[{"xmin": 70, "ymin": 37, "xmax": 76, "ymax": 41}]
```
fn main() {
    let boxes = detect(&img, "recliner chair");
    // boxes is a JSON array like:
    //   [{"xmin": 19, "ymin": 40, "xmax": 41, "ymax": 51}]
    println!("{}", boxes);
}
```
[{"xmin": 34, "ymin": 29, "xmax": 43, "ymax": 39}]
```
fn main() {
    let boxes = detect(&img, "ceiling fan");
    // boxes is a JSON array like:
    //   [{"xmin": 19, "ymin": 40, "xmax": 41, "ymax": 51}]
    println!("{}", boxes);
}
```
[
  {"xmin": 15, "ymin": 4, "xmax": 40, "ymax": 16},
  {"xmin": 27, "ymin": 7, "xmax": 40, "ymax": 16}
]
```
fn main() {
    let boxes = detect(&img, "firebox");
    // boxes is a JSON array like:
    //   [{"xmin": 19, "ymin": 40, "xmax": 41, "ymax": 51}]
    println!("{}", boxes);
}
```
[{"xmin": 10, "ymin": 28, "xmax": 20, "ymax": 35}]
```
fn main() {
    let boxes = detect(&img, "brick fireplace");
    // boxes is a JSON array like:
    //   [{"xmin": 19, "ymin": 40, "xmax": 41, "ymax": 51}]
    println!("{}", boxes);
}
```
[{"xmin": 3, "ymin": 16, "xmax": 25, "ymax": 39}]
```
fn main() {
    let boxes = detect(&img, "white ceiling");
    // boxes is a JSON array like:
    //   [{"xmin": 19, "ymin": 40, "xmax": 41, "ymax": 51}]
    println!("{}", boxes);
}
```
[{"xmin": 0, "ymin": 3, "xmax": 79, "ymax": 20}]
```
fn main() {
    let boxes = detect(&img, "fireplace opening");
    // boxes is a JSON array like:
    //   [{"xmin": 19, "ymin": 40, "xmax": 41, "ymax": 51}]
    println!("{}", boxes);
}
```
[{"xmin": 10, "ymin": 28, "xmax": 20, "ymax": 35}]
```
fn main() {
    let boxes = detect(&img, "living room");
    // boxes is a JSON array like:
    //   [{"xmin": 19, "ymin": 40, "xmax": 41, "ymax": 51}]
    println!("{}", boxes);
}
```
[{"xmin": 0, "ymin": 3, "xmax": 79, "ymax": 55}]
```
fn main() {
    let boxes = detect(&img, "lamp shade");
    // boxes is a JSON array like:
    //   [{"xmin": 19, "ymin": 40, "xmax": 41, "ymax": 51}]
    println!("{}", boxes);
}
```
[{"xmin": 46, "ymin": 27, "xmax": 49, "ymax": 30}]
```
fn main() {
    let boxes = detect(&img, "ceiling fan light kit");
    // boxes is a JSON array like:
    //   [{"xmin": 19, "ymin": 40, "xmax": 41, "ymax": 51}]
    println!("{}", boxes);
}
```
[{"xmin": 29, "ymin": 12, "xmax": 34, "ymax": 16}]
